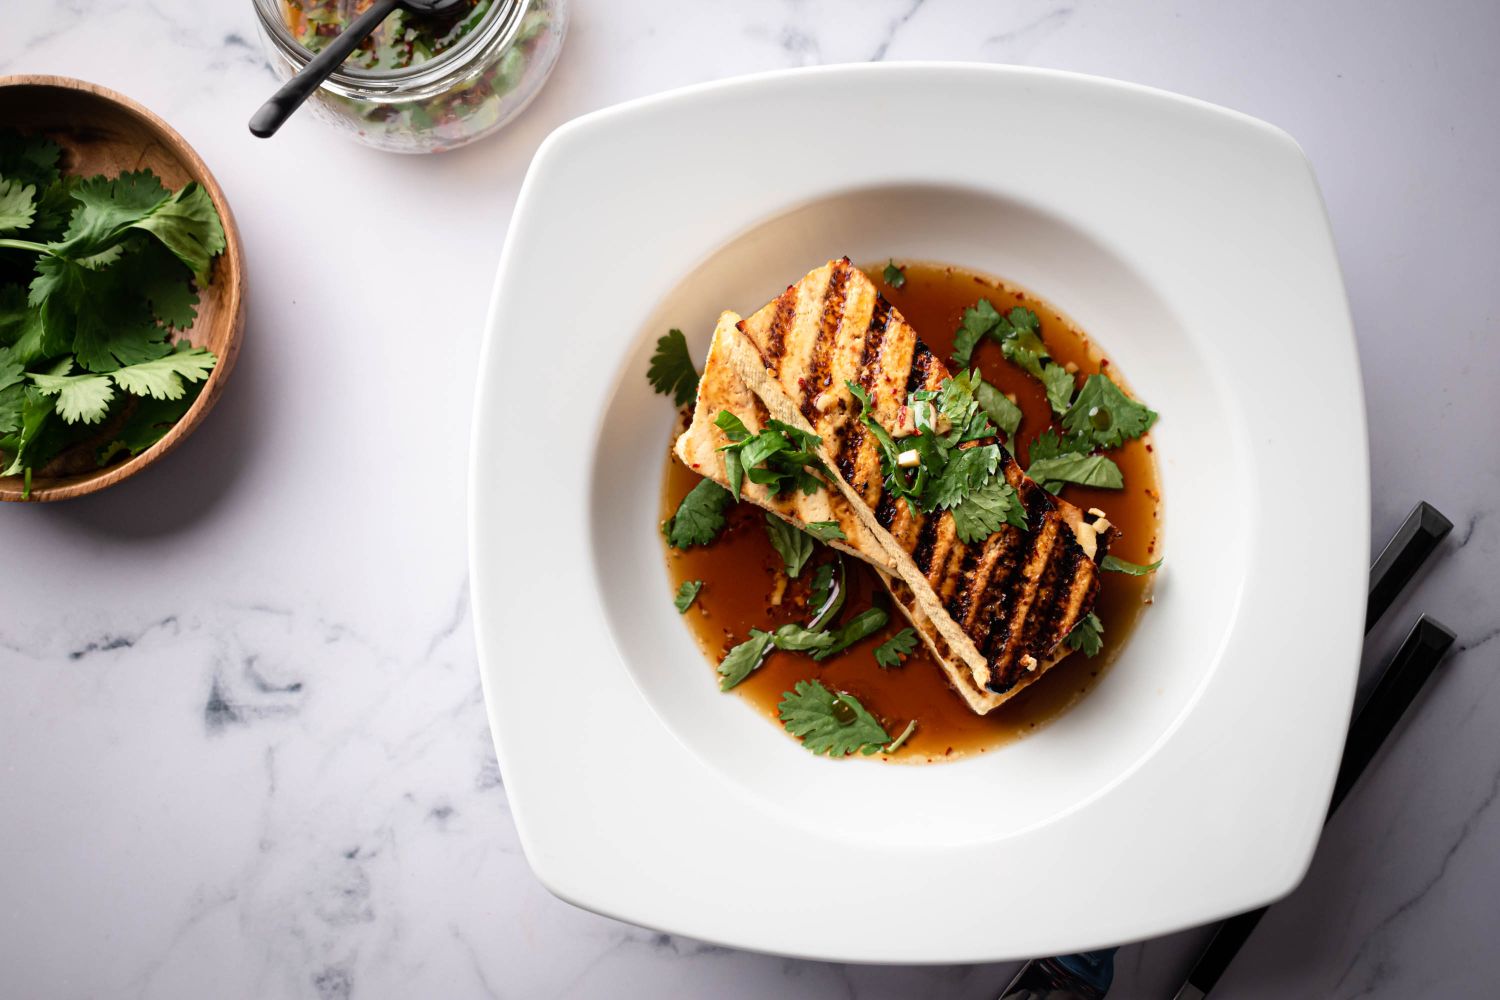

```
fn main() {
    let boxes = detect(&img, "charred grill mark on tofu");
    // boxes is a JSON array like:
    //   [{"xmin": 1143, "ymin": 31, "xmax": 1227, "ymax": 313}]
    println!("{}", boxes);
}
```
[
  {"xmin": 911, "ymin": 515, "xmax": 942, "ymax": 575},
  {"xmin": 906, "ymin": 341, "xmax": 935, "ymax": 394},
  {"xmin": 1024, "ymin": 535, "xmax": 1087, "ymax": 658},
  {"xmin": 833, "ymin": 292, "xmax": 893, "ymax": 491},
  {"xmin": 757, "ymin": 290, "xmax": 798, "ymax": 376},
  {"xmin": 797, "ymin": 265, "xmax": 850, "ymax": 421},
  {"xmin": 875, "ymin": 491, "xmax": 899, "ymax": 530}
]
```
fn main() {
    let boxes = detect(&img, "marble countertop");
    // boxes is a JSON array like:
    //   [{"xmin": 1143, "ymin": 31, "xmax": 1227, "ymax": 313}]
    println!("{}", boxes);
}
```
[{"xmin": 2, "ymin": 2, "xmax": 1497, "ymax": 997}]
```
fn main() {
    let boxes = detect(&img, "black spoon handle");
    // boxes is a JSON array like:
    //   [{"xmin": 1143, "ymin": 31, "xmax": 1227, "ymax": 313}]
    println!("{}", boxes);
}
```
[
  {"xmin": 1367, "ymin": 501, "xmax": 1452, "ymax": 631},
  {"xmin": 249, "ymin": 0, "xmax": 399, "ymax": 138},
  {"xmin": 1173, "ymin": 615, "xmax": 1458, "ymax": 1000}
]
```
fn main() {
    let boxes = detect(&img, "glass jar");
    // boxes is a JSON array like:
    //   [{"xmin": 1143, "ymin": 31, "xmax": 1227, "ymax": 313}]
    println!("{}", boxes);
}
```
[{"xmin": 251, "ymin": 0, "xmax": 567, "ymax": 153}]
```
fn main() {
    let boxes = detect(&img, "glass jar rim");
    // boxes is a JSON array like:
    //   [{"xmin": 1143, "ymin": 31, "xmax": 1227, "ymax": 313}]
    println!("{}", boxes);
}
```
[{"xmin": 251, "ymin": 0, "xmax": 531, "ymax": 98}]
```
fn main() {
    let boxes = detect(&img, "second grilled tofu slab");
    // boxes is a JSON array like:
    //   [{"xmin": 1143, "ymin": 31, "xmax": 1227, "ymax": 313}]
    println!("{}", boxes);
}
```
[{"xmin": 728, "ymin": 258, "xmax": 1114, "ymax": 697}]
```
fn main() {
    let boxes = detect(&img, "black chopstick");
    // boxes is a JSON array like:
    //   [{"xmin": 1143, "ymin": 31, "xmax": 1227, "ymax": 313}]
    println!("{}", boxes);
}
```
[
  {"xmin": 1367, "ymin": 501, "xmax": 1452, "ymax": 631},
  {"xmin": 1172, "ymin": 615, "xmax": 1457, "ymax": 1000}
]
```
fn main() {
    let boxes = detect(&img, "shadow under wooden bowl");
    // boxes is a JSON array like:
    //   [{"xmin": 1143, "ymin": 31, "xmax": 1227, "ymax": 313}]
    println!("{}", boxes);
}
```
[{"xmin": 0, "ymin": 74, "xmax": 245, "ymax": 502}]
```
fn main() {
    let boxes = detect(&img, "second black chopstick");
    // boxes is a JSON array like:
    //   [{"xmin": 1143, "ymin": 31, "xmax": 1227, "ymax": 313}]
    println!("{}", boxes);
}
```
[{"xmin": 1172, "ymin": 614, "xmax": 1457, "ymax": 1000}]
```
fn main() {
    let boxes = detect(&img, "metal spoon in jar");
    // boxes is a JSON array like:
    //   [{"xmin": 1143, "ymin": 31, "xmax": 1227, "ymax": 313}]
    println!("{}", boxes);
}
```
[{"xmin": 249, "ymin": 0, "xmax": 467, "ymax": 138}]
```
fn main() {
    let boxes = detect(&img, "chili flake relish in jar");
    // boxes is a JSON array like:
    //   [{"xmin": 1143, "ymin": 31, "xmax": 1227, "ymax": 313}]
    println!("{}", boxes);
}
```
[{"xmin": 252, "ymin": 0, "xmax": 567, "ymax": 153}]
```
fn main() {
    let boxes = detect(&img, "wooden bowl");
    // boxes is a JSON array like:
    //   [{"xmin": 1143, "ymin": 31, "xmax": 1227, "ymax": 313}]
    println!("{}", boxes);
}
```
[{"xmin": 0, "ymin": 75, "xmax": 245, "ymax": 502}]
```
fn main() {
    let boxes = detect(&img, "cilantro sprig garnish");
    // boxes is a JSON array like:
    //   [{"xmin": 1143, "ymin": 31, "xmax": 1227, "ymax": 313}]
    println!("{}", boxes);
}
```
[
  {"xmin": 666, "ymin": 478, "xmax": 732, "ymax": 548},
  {"xmin": 646, "ymin": 328, "xmax": 699, "ymax": 407},
  {"xmin": 0, "ymin": 131, "xmax": 226, "ymax": 490},
  {"xmin": 803, "ymin": 520, "xmax": 846, "ymax": 542},
  {"xmin": 1101, "ymin": 554, "xmax": 1163, "ymax": 576},
  {"xmin": 810, "ymin": 607, "xmax": 889, "ymax": 661},
  {"xmin": 873, "ymin": 628, "xmax": 918, "ymax": 668},
  {"xmin": 673, "ymin": 580, "xmax": 703, "ymax": 613},
  {"xmin": 1061, "ymin": 374, "xmax": 1157, "ymax": 449},
  {"xmin": 950, "ymin": 299, "xmax": 1079, "ymax": 416},
  {"xmin": 764, "ymin": 513, "xmax": 814, "ymax": 578},
  {"xmin": 714, "ymin": 410, "xmax": 826, "ymax": 499},
  {"xmin": 847, "ymin": 374, "xmax": 1026, "ymax": 542},
  {"xmin": 718, "ymin": 629, "xmax": 774, "ymax": 690},
  {"xmin": 777, "ymin": 679, "xmax": 890, "ymax": 757},
  {"xmin": 1064, "ymin": 612, "xmax": 1104, "ymax": 657}
]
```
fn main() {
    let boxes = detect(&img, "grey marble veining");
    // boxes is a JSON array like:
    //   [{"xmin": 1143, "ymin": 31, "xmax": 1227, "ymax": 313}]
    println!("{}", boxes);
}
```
[{"xmin": 1, "ymin": 1, "xmax": 1497, "ymax": 997}]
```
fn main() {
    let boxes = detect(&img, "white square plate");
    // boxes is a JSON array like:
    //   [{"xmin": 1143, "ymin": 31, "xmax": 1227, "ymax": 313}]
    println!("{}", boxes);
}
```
[{"xmin": 468, "ymin": 64, "xmax": 1366, "ymax": 962}]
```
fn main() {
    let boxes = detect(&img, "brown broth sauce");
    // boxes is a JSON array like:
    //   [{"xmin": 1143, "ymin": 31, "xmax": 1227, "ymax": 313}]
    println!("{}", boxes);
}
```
[{"xmin": 660, "ymin": 262, "xmax": 1162, "ymax": 763}]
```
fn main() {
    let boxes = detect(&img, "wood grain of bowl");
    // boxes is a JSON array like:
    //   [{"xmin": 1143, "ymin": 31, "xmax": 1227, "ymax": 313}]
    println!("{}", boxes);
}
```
[{"xmin": 0, "ymin": 75, "xmax": 245, "ymax": 502}]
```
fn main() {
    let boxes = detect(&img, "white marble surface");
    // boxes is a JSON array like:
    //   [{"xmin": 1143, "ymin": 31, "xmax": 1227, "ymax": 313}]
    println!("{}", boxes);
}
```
[{"xmin": 1, "ymin": 1, "xmax": 1497, "ymax": 997}]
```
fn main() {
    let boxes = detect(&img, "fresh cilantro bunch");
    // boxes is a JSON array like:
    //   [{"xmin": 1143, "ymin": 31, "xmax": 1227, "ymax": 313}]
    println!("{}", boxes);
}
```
[
  {"xmin": 847, "ymin": 373, "xmax": 1028, "ymax": 543},
  {"xmin": 0, "ymin": 130, "xmax": 226, "ymax": 493}
]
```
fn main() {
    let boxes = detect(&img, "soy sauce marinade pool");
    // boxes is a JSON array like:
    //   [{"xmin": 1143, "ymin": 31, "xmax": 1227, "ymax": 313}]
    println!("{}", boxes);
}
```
[{"xmin": 661, "ymin": 262, "xmax": 1163, "ymax": 762}]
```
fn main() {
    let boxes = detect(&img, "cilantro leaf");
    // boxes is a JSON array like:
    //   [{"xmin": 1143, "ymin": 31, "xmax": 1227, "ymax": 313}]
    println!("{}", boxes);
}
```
[
  {"xmin": 719, "ymin": 419, "xmax": 825, "ymax": 497},
  {"xmin": 667, "ymin": 478, "xmax": 732, "ymax": 548},
  {"xmin": 722, "ymin": 447, "xmax": 744, "ymax": 501},
  {"xmin": 50, "ymin": 170, "xmax": 171, "ymax": 260},
  {"xmin": 952, "ymin": 298, "xmax": 1000, "ymax": 367},
  {"xmin": 0, "ymin": 132, "xmax": 62, "ymax": 191},
  {"xmin": 0, "ymin": 346, "xmax": 21, "ymax": 393},
  {"xmin": 106, "ymin": 343, "xmax": 215, "ymax": 400},
  {"xmin": 873, "ymin": 628, "xmax": 919, "ymax": 668},
  {"xmin": 938, "ymin": 370, "xmax": 997, "ymax": 443},
  {"xmin": 673, "ymin": 580, "xmax": 703, "ymax": 613},
  {"xmin": 1, "ymin": 385, "xmax": 60, "ymax": 477},
  {"xmin": 129, "ymin": 182, "xmax": 226, "ymax": 283},
  {"xmin": 0, "ymin": 178, "xmax": 37, "ymax": 233},
  {"xmin": 1026, "ymin": 452, "xmax": 1124, "ymax": 490},
  {"xmin": 777, "ymin": 680, "xmax": 890, "ymax": 757},
  {"xmin": 72, "ymin": 310, "xmax": 169, "ymax": 373},
  {"xmin": 0, "ymin": 382, "xmax": 22, "ymax": 437},
  {"xmin": 950, "ymin": 477, "xmax": 1027, "ymax": 543},
  {"xmin": 1064, "ymin": 613, "xmax": 1104, "ymax": 657},
  {"xmin": 647, "ymin": 328, "xmax": 699, "ymax": 406},
  {"xmin": 718, "ymin": 629, "xmax": 773, "ymax": 690},
  {"xmin": 1061, "ymin": 374, "xmax": 1157, "ymax": 449},
  {"xmin": 713, "ymin": 409, "xmax": 751, "ymax": 442},
  {"xmin": 114, "ymin": 239, "xmax": 199, "ymax": 329},
  {"xmin": 847, "ymin": 380, "xmax": 921, "ymax": 512},
  {"xmin": 771, "ymin": 623, "xmax": 836, "ymax": 653},
  {"xmin": 29, "ymin": 364, "xmax": 114, "ymax": 424},
  {"xmin": 1040, "ymin": 362, "xmax": 1076, "ymax": 416},
  {"xmin": 882, "ymin": 260, "xmax": 906, "ymax": 288},
  {"xmin": 812, "ymin": 607, "xmax": 889, "ymax": 661},
  {"xmin": 765, "ymin": 514, "xmax": 815, "ymax": 578},
  {"xmin": 1101, "ymin": 554, "xmax": 1162, "ymax": 576},
  {"xmin": 803, "ymin": 520, "xmax": 846, "ymax": 542},
  {"xmin": 928, "ymin": 442, "xmax": 1001, "ymax": 509},
  {"xmin": 1027, "ymin": 427, "xmax": 1095, "ymax": 463},
  {"xmin": 973, "ymin": 376, "xmax": 1021, "ymax": 439}
]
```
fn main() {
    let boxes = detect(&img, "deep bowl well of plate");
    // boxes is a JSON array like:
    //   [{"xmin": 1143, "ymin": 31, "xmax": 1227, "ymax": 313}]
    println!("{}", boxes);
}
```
[{"xmin": 468, "ymin": 63, "xmax": 1366, "ymax": 962}]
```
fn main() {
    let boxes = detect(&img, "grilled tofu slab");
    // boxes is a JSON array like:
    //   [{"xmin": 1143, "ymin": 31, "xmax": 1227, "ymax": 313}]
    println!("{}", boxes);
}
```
[
  {"xmin": 675, "ymin": 312, "xmax": 1007, "ymax": 714},
  {"xmin": 725, "ymin": 258, "xmax": 1115, "ymax": 698}
]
